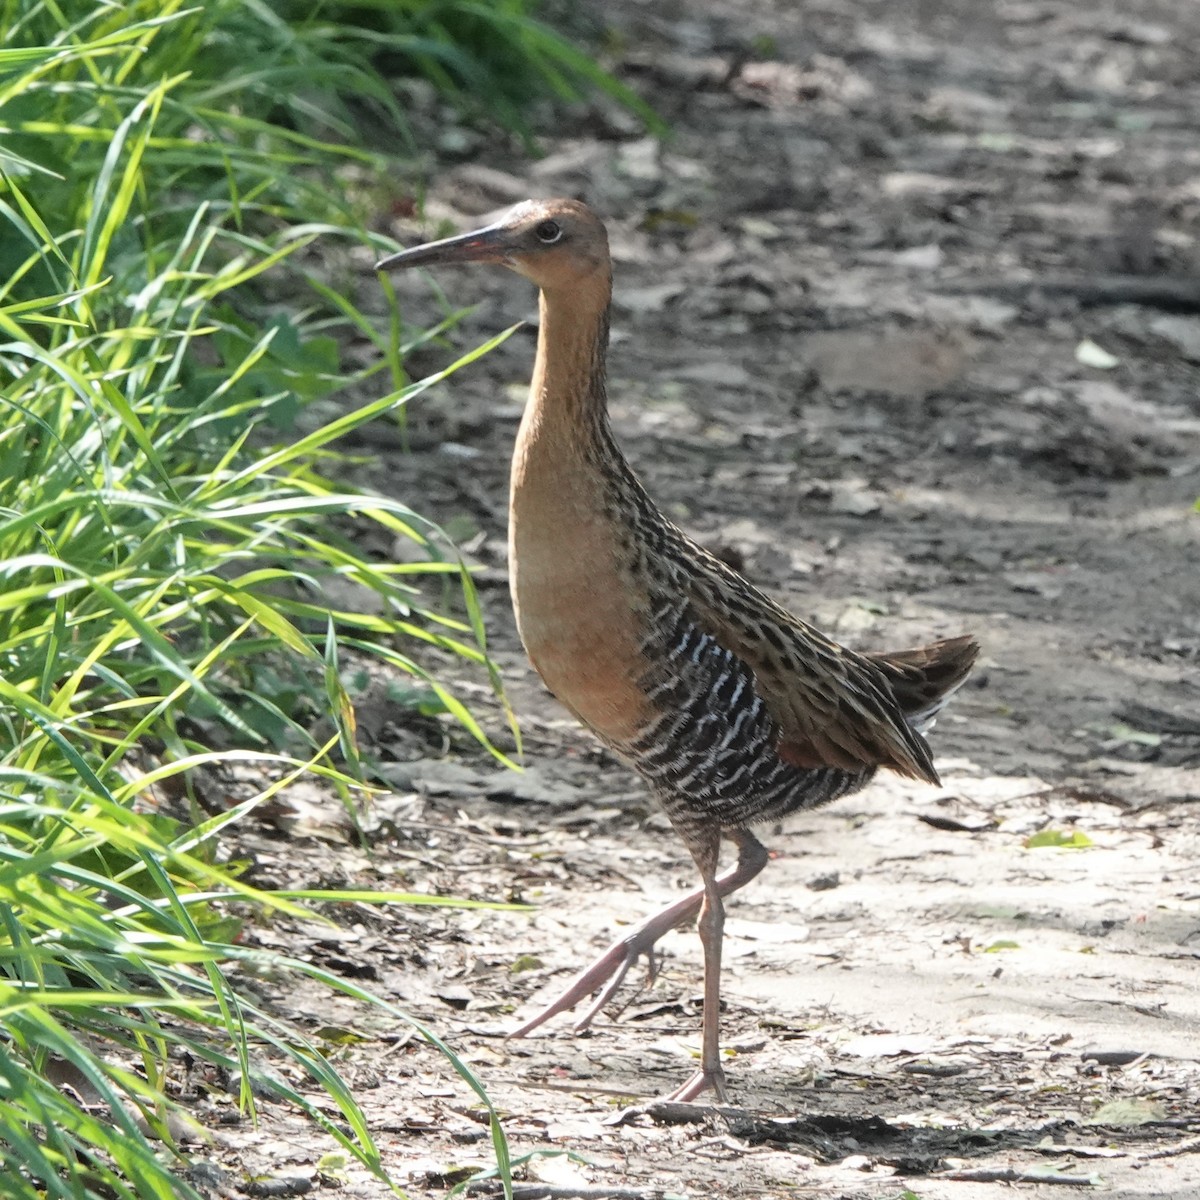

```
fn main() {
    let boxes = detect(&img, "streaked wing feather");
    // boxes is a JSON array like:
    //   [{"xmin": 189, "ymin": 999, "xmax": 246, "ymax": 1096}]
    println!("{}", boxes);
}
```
[{"xmin": 687, "ymin": 577, "xmax": 942, "ymax": 784}]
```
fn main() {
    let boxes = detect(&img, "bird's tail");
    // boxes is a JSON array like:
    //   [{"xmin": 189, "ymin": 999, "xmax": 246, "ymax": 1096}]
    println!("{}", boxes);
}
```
[{"xmin": 869, "ymin": 635, "xmax": 979, "ymax": 733}]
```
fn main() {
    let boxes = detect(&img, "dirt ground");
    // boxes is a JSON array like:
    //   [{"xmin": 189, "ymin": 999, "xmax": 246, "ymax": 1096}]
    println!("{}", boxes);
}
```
[{"xmin": 201, "ymin": 1, "xmax": 1200, "ymax": 1197}]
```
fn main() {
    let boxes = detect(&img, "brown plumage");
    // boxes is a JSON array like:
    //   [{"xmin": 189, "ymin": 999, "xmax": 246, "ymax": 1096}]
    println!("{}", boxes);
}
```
[{"xmin": 377, "ymin": 199, "xmax": 978, "ymax": 1102}]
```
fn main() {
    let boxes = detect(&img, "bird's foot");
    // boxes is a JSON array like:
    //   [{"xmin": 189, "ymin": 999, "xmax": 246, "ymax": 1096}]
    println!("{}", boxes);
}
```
[
  {"xmin": 509, "ymin": 894, "xmax": 705, "ymax": 1038},
  {"xmin": 508, "ymin": 929, "xmax": 657, "ymax": 1038},
  {"xmin": 664, "ymin": 1063, "xmax": 727, "ymax": 1104}
]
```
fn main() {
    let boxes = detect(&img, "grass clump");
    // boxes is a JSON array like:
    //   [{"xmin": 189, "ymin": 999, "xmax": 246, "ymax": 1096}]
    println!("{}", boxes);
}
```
[
  {"xmin": 0, "ymin": 0, "xmax": 648, "ymax": 1194},
  {"xmin": 262, "ymin": 0, "xmax": 661, "ymax": 143}
]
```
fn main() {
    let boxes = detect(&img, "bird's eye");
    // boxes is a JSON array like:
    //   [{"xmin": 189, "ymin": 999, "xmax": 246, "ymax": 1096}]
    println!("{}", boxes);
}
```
[{"xmin": 534, "ymin": 219, "xmax": 562, "ymax": 244}]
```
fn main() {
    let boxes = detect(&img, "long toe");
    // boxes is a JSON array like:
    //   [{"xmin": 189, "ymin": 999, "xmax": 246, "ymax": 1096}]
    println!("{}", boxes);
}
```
[
  {"xmin": 664, "ymin": 1065, "xmax": 728, "ymax": 1104},
  {"xmin": 509, "ymin": 890, "xmax": 711, "ymax": 1037},
  {"xmin": 509, "ymin": 934, "xmax": 649, "ymax": 1037}
]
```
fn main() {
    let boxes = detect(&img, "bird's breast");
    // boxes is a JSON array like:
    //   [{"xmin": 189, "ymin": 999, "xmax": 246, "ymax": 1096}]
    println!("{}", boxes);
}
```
[{"xmin": 508, "ymin": 478, "xmax": 652, "ymax": 749}]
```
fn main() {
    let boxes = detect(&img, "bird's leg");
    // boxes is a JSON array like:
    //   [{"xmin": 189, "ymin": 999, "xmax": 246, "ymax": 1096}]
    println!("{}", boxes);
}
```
[
  {"xmin": 664, "ymin": 829, "xmax": 729, "ymax": 1103},
  {"xmin": 509, "ymin": 828, "xmax": 768, "ymax": 1039}
]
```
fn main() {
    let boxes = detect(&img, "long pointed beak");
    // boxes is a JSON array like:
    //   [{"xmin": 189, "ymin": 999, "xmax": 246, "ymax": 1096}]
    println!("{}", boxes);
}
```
[{"xmin": 375, "ymin": 222, "xmax": 512, "ymax": 272}]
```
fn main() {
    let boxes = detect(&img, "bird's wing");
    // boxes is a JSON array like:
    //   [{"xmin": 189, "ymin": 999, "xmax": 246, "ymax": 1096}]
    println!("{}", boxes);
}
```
[{"xmin": 686, "ymin": 571, "xmax": 943, "ymax": 784}]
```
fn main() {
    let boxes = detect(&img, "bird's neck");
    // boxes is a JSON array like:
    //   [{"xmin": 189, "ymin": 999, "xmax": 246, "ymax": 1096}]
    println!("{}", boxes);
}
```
[
  {"xmin": 517, "ymin": 282, "xmax": 614, "ymax": 467},
  {"xmin": 523, "ymin": 283, "xmax": 614, "ymax": 456}
]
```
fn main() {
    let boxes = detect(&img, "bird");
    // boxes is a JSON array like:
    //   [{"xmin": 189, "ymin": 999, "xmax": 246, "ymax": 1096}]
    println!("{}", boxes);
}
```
[{"xmin": 376, "ymin": 198, "xmax": 978, "ymax": 1102}]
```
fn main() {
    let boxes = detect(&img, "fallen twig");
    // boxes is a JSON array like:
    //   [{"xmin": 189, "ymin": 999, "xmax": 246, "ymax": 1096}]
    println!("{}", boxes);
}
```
[
  {"xmin": 604, "ymin": 1099, "xmax": 745, "ymax": 1126},
  {"xmin": 1139, "ymin": 1135, "xmax": 1200, "ymax": 1161},
  {"xmin": 468, "ymin": 1185, "xmax": 663, "ymax": 1199},
  {"xmin": 940, "ymin": 1167, "xmax": 1099, "ymax": 1186},
  {"xmin": 394, "ymin": 817, "xmax": 550, "ymax": 848},
  {"xmin": 1081, "ymin": 1049, "xmax": 1153, "ymax": 1067},
  {"xmin": 938, "ymin": 274, "xmax": 1200, "ymax": 312}
]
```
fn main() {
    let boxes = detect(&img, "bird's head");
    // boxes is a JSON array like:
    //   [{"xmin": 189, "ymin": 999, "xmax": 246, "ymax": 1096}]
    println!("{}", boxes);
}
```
[{"xmin": 375, "ymin": 198, "xmax": 610, "ymax": 292}]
